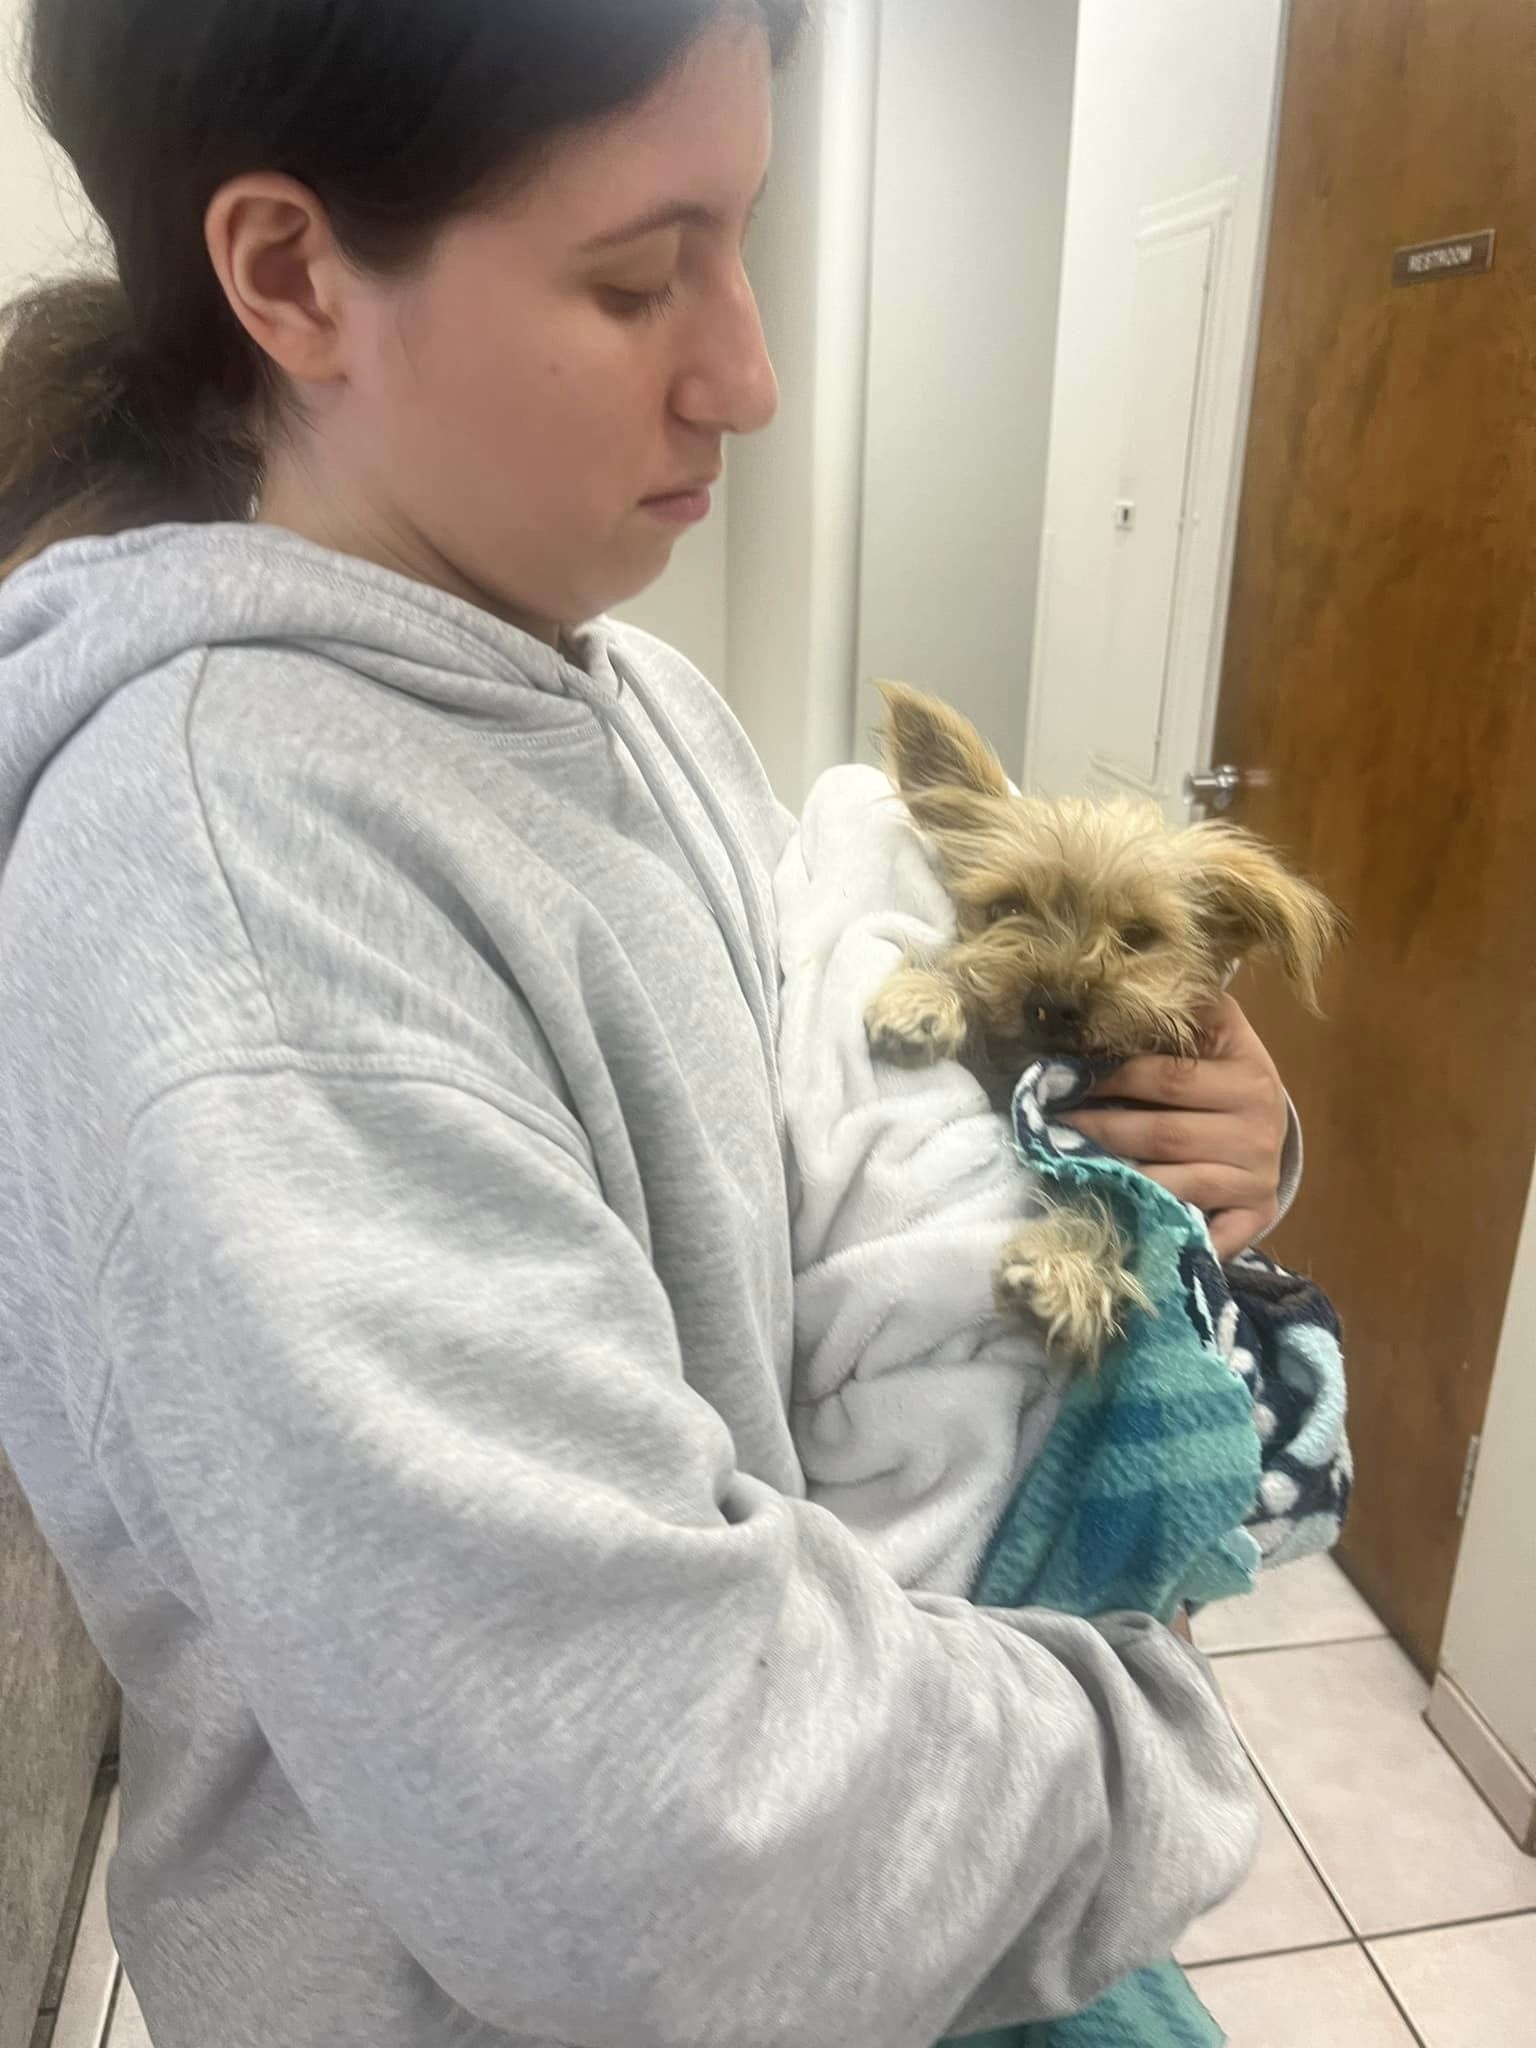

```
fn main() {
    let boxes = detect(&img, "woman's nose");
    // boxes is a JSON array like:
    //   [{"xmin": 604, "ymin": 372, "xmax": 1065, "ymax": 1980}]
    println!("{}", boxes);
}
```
[{"xmin": 672, "ymin": 269, "xmax": 779, "ymax": 438}]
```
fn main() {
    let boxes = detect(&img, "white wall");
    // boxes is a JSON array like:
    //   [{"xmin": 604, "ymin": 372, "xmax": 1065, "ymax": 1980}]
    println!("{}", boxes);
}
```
[
  {"xmin": 1439, "ymin": 1170, "xmax": 1536, "ymax": 1784},
  {"xmin": 0, "ymin": 0, "xmax": 94, "ymax": 292},
  {"xmin": 725, "ymin": 0, "xmax": 879, "ymax": 811},
  {"xmin": 1026, "ymin": 0, "xmax": 1287, "ymax": 807},
  {"xmin": 854, "ymin": 0, "xmax": 1077, "ymax": 776}
]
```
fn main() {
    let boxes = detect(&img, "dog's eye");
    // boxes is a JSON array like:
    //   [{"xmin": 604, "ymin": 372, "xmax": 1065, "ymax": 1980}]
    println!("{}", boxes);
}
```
[
  {"xmin": 987, "ymin": 900, "xmax": 1027, "ymax": 925},
  {"xmin": 1121, "ymin": 922, "xmax": 1161, "ymax": 952}
]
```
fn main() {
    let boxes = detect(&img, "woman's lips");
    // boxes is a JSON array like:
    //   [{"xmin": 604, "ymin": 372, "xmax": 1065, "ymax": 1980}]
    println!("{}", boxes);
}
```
[{"xmin": 640, "ymin": 484, "xmax": 715, "ymax": 525}]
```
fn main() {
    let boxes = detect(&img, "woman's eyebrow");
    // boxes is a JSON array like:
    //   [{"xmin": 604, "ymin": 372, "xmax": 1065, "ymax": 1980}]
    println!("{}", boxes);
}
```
[{"xmin": 580, "ymin": 176, "xmax": 769, "ymax": 253}]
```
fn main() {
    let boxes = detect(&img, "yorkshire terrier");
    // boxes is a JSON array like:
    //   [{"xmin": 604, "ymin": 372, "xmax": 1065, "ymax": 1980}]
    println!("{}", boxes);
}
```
[{"xmin": 865, "ymin": 683, "xmax": 1340, "ymax": 1366}]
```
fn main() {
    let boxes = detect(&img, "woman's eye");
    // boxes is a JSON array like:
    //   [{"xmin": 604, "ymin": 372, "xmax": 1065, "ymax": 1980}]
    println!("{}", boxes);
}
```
[
  {"xmin": 600, "ymin": 282, "xmax": 678, "ymax": 322},
  {"xmin": 1121, "ymin": 922, "xmax": 1160, "ymax": 952}
]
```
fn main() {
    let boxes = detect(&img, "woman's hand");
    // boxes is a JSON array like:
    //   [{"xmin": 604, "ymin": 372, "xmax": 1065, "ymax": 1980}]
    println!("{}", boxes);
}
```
[{"xmin": 1061, "ymin": 995, "xmax": 1289, "ymax": 1259}]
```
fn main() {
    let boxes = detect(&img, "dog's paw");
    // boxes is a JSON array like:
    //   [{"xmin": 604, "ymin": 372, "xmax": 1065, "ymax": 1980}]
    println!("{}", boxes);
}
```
[
  {"xmin": 865, "ymin": 974, "xmax": 968, "ymax": 1066},
  {"xmin": 994, "ymin": 1216, "xmax": 1151, "ymax": 1368}
]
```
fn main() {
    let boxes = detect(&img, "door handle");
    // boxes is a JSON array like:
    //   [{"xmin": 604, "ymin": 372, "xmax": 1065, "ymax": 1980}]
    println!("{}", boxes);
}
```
[{"xmin": 1184, "ymin": 764, "xmax": 1245, "ymax": 814}]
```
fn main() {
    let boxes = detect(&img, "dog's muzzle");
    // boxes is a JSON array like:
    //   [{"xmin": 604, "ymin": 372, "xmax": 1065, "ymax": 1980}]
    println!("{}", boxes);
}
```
[{"xmin": 1023, "ymin": 987, "xmax": 1082, "ymax": 1043}]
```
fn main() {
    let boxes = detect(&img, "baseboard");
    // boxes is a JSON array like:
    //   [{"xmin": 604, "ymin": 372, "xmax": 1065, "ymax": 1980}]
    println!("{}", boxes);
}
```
[
  {"xmin": 43, "ymin": 1787, "xmax": 120, "ymax": 2048},
  {"xmin": 1426, "ymin": 1670, "xmax": 1536, "ymax": 1856}
]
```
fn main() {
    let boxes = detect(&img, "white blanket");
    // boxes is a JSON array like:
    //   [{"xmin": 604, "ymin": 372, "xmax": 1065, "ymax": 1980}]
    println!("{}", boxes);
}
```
[{"xmin": 775, "ymin": 764, "xmax": 1066, "ymax": 1596}]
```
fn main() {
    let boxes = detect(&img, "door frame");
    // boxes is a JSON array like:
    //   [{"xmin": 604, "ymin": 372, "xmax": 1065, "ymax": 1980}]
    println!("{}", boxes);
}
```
[{"xmin": 1186, "ymin": 0, "xmax": 1295, "ymax": 808}]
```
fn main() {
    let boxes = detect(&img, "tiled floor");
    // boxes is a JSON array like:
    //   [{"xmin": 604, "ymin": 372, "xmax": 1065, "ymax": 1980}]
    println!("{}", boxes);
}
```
[
  {"xmin": 41, "ymin": 1555, "xmax": 1536, "ymax": 2047},
  {"xmin": 1183, "ymin": 1552, "xmax": 1536, "ymax": 2044}
]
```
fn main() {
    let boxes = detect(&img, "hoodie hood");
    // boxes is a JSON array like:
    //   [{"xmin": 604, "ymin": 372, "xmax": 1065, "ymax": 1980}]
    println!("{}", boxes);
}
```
[
  {"xmin": 0, "ymin": 521, "xmax": 626, "ymax": 865},
  {"xmin": 0, "ymin": 518, "xmax": 782, "ymax": 1090}
]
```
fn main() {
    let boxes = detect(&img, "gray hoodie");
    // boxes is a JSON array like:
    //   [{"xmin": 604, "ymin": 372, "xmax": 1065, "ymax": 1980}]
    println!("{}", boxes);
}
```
[{"xmin": 0, "ymin": 525, "xmax": 1257, "ymax": 2048}]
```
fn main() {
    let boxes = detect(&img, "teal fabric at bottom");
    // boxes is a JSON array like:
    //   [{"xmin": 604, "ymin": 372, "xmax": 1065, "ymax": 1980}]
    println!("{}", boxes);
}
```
[
  {"xmin": 940, "ymin": 1052, "xmax": 1348, "ymax": 2048},
  {"xmin": 957, "ymin": 1960, "xmax": 1224, "ymax": 2048}
]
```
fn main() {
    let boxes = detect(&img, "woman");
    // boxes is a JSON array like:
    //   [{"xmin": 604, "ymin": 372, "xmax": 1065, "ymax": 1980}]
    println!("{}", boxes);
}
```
[{"xmin": 0, "ymin": 5, "xmax": 1291, "ymax": 2044}]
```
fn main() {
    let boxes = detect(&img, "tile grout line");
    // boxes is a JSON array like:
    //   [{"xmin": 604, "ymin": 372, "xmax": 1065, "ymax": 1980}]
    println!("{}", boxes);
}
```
[
  {"xmin": 1190, "ymin": 1930, "xmax": 1436, "ymax": 2046},
  {"xmin": 1358, "ymin": 1939, "xmax": 1433, "ymax": 2048},
  {"xmin": 1216, "ymin": 1636, "xmax": 1501, "ymax": 1952},
  {"xmin": 1185, "ymin": 1933, "xmax": 1359, "ymax": 1974},
  {"xmin": 1233, "ymin": 1728, "xmax": 1366, "ymax": 1939},
  {"xmin": 1199, "ymin": 1580, "xmax": 1535, "ymax": 2029},
  {"xmin": 1232, "ymin": 1717, "xmax": 1536, "ymax": 1946},
  {"xmin": 1363, "ymin": 1903, "xmax": 1536, "ymax": 1945},
  {"xmin": 1206, "ymin": 1626, "xmax": 1391, "ymax": 1661},
  {"xmin": 1223, "ymin": 1664, "xmax": 1536, "ymax": 2048}
]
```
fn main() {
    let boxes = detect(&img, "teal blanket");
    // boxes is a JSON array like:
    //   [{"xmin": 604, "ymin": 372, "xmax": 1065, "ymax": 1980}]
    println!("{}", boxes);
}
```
[{"xmin": 942, "ymin": 1058, "xmax": 1349, "ymax": 2048}]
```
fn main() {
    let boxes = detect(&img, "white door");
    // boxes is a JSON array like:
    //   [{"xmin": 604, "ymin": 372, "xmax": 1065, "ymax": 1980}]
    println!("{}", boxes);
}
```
[{"xmin": 1024, "ymin": 0, "xmax": 1288, "ymax": 818}]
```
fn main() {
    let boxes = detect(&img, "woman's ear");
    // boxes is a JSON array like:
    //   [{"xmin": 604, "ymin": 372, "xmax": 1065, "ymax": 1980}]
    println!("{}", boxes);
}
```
[
  {"xmin": 205, "ymin": 174, "xmax": 353, "ymax": 388},
  {"xmin": 1186, "ymin": 825, "xmax": 1343, "ymax": 1010}
]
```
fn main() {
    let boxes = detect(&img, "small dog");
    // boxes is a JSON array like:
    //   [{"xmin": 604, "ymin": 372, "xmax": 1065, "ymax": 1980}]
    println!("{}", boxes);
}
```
[{"xmin": 865, "ymin": 683, "xmax": 1340, "ymax": 1366}]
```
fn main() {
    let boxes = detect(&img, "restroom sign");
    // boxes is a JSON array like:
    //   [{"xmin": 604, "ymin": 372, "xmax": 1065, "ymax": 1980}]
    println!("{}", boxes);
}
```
[{"xmin": 1392, "ymin": 229, "xmax": 1495, "ymax": 287}]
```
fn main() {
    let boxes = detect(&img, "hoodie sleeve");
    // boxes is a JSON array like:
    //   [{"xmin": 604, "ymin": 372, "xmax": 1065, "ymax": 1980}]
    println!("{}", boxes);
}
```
[{"xmin": 103, "ymin": 1054, "xmax": 1258, "ymax": 2048}]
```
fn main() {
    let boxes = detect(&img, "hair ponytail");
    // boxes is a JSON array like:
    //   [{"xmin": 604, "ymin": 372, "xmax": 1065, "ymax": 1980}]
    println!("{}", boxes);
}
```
[{"xmin": 0, "ymin": 277, "xmax": 260, "ymax": 581}]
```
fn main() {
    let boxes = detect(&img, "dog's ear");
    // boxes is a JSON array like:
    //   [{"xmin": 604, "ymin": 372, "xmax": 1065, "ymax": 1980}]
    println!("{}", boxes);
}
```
[
  {"xmin": 1187, "ymin": 826, "xmax": 1343, "ymax": 1010},
  {"xmin": 876, "ymin": 682, "xmax": 1011, "ymax": 802}
]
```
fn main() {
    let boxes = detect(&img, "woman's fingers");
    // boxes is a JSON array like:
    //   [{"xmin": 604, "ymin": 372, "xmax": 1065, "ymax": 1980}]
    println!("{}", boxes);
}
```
[
  {"xmin": 1062, "ymin": 1106, "xmax": 1261, "ymax": 1170},
  {"xmin": 1059, "ymin": 995, "xmax": 1289, "ymax": 1260},
  {"xmin": 1140, "ymin": 1166, "xmax": 1277, "ymax": 1258},
  {"xmin": 1208, "ymin": 1207, "xmax": 1274, "ymax": 1260},
  {"xmin": 1083, "ymin": 1053, "xmax": 1253, "ymax": 1114},
  {"xmin": 1139, "ymin": 1163, "xmax": 1266, "ymax": 1216},
  {"xmin": 1081, "ymin": 998, "xmax": 1284, "ymax": 1119}
]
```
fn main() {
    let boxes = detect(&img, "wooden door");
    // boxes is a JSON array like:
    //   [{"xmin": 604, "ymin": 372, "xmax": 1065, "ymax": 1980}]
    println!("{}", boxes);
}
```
[{"xmin": 1213, "ymin": 0, "xmax": 1536, "ymax": 1672}]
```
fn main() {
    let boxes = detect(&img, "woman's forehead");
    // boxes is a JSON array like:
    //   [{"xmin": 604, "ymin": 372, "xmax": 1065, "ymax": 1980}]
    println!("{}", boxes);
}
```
[{"xmin": 517, "ymin": 19, "xmax": 774, "ymax": 242}]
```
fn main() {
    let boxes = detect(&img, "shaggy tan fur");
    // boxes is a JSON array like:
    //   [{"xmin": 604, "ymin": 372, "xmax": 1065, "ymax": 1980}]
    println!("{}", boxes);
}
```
[
  {"xmin": 994, "ymin": 1199, "xmax": 1153, "ymax": 1361},
  {"xmin": 866, "ymin": 682, "xmax": 1342, "ymax": 1366}
]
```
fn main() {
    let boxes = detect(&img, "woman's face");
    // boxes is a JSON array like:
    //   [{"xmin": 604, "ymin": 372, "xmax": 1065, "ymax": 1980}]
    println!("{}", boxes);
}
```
[{"xmin": 310, "ymin": 19, "xmax": 779, "ymax": 631}]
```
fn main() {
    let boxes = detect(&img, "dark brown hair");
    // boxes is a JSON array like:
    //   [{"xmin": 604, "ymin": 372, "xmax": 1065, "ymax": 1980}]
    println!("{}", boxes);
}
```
[{"xmin": 0, "ymin": 0, "xmax": 809, "ymax": 580}]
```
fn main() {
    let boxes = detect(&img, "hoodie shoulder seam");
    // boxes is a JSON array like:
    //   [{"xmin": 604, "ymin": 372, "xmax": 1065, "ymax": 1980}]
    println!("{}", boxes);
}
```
[
  {"xmin": 84, "ymin": 1048, "xmax": 599, "ymax": 1453},
  {"xmin": 181, "ymin": 651, "xmax": 282, "ymax": 1042},
  {"xmin": 116, "ymin": 1045, "xmax": 593, "ymax": 1173},
  {"xmin": 83, "ymin": 1201, "xmax": 135, "ymax": 1462}
]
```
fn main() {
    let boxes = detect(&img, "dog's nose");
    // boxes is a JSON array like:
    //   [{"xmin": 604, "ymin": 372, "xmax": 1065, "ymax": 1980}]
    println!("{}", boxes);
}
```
[{"xmin": 1023, "ymin": 987, "xmax": 1082, "ymax": 1040}]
